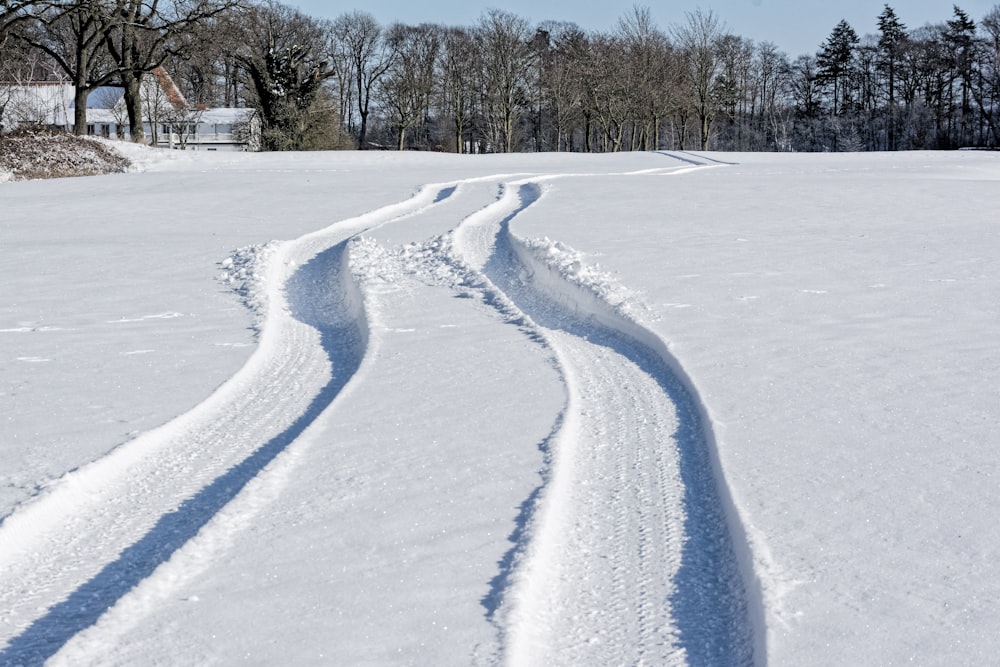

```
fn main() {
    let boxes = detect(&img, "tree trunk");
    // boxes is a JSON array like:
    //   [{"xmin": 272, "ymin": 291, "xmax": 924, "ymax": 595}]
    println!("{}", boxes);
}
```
[
  {"xmin": 358, "ymin": 110, "xmax": 369, "ymax": 148},
  {"xmin": 122, "ymin": 71, "xmax": 145, "ymax": 143},
  {"xmin": 71, "ymin": 38, "xmax": 92, "ymax": 136},
  {"xmin": 503, "ymin": 108, "xmax": 515, "ymax": 152},
  {"xmin": 453, "ymin": 114, "xmax": 464, "ymax": 153},
  {"xmin": 72, "ymin": 84, "xmax": 89, "ymax": 136},
  {"xmin": 887, "ymin": 61, "xmax": 896, "ymax": 150}
]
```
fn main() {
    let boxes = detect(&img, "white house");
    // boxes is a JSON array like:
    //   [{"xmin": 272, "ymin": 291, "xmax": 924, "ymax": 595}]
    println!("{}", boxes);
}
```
[
  {"xmin": 85, "ymin": 104, "xmax": 260, "ymax": 152},
  {"xmin": 1, "ymin": 69, "xmax": 259, "ymax": 152},
  {"xmin": 160, "ymin": 107, "xmax": 260, "ymax": 152}
]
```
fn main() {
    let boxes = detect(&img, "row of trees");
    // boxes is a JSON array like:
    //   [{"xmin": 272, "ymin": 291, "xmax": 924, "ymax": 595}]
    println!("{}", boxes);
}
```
[
  {"xmin": 2, "ymin": 1, "xmax": 1000, "ymax": 151},
  {"xmin": 790, "ymin": 5, "xmax": 1000, "ymax": 150}
]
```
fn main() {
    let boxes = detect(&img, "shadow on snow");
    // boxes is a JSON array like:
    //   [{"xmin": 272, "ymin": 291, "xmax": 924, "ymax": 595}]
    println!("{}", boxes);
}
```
[
  {"xmin": 0, "ymin": 242, "xmax": 366, "ymax": 666},
  {"xmin": 478, "ymin": 183, "xmax": 754, "ymax": 664}
]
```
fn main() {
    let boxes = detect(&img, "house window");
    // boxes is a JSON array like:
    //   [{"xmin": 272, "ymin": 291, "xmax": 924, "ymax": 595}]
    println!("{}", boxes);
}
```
[
  {"xmin": 101, "ymin": 124, "xmax": 110, "ymax": 137},
  {"xmin": 86, "ymin": 124, "xmax": 95, "ymax": 135}
]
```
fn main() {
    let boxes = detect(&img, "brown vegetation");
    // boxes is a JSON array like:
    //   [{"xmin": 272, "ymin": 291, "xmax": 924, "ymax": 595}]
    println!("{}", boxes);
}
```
[{"xmin": 0, "ymin": 127, "xmax": 131, "ymax": 181}]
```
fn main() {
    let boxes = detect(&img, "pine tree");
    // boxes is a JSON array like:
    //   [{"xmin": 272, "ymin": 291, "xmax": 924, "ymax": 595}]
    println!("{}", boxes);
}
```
[
  {"xmin": 877, "ymin": 5, "xmax": 907, "ymax": 149},
  {"xmin": 945, "ymin": 5, "xmax": 977, "ymax": 145},
  {"xmin": 817, "ymin": 19, "xmax": 859, "ymax": 116}
]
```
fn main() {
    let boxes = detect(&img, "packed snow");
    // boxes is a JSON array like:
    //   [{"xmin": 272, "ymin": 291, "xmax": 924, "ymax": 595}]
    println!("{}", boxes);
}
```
[{"xmin": 1, "ymin": 147, "xmax": 998, "ymax": 666}]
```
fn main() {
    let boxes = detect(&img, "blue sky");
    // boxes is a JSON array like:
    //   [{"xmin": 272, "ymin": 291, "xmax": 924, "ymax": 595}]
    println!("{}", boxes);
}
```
[{"xmin": 287, "ymin": 1, "xmax": 998, "ymax": 57}]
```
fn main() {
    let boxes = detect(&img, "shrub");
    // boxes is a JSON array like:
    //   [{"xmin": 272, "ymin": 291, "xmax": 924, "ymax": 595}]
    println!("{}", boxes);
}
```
[{"xmin": 0, "ymin": 127, "xmax": 132, "ymax": 181}]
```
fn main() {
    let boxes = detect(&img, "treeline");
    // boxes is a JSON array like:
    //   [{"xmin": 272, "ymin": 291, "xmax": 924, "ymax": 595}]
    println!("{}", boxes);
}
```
[{"xmin": 2, "ymin": 1, "xmax": 999, "ymax": 151}]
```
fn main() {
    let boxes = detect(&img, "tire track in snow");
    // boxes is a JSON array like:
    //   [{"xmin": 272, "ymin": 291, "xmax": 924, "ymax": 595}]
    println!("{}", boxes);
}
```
[
  {"xmin": 452, "ymin": 174, "xmax": 759, "ymax": 665},
  {"xmin": 44, "ymin": 179, "xmax": 523, "ymax": 667},
  {"xmin": 0, "ymin": 155, "xmax": 756, "ymax": 665},
  {"xmin": 0, "ymin": 182, "xmax": 459, "ymax": 666}
]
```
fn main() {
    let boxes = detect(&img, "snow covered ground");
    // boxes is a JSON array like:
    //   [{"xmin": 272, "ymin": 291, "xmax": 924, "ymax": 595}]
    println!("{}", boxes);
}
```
[{"xmin": 1, "ymin": 147, "xmax": 998, "ymax": 665}]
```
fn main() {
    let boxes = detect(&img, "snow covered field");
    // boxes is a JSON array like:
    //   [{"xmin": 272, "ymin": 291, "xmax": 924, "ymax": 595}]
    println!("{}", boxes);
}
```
[{"xmin": 1, "ymin": 148, "xmax": 998, "ymax": 665}]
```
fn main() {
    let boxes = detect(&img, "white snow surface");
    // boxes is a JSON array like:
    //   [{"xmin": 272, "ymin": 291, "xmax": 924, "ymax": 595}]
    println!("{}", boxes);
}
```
[{"xmin": 1, "ymin": 148, "xmax": 999, "ymax": 665}]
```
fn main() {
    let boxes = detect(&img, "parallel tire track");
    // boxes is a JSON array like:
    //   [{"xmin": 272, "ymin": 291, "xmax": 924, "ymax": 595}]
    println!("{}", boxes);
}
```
[
  {"xmin": 450, "ymin": 173, "xmax": 758, "ymax": 665},
  {"xmin": 1, "ymin": 155, "xmax": 759, "ymax": 665},
  {"xmin": 0, "ymin": 183, "xmax": 458, "ymax": 666}
]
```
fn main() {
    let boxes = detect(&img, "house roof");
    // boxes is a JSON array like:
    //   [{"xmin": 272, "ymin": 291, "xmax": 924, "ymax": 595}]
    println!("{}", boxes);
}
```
[
  {"xmin": 198, "ymin": 108, "xmax": 256, "ymax": 123},
  {"xmin": 150, "ymin": 67, "xmax": 187, "ymax": 110}
]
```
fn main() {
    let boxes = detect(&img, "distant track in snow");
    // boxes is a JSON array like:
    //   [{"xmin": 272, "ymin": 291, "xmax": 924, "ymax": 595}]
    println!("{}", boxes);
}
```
[
  {"xmin": 450, "ymin": 163, "xmax": 758, "ymax": 664},
  {"xmin": 0, "ymin": 182, "xmax": 460, "ymax": 665}
]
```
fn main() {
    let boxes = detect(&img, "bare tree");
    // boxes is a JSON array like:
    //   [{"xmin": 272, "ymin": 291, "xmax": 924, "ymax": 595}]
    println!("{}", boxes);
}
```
[
  {"xmin": 327, "ymin": 19, "xmax": 355, "ymax": 138},
  {"xmin": 160, "ymin": 5, "xmax": 243, "ymax": 108},
  {"xmin": 1, "ymin": 31, "xmax": 57, "ymax": 132},
  {"xmin": 379, "ymin": 22, "xmax": 441, "ymax": 150},
  {"xmin": 476, "ymin": 9, "xmax": 534, "ymax": 152},
  {"xmin": 439, "ymin": 26, "xmax": 478, "ymax": 153},
  {"xmin": 584, "ymin": 33, "xmax": 630, "ymax": 151},
  {"xmin": 618, "ymin": 7, "xmax": 681, "ymax": 150},
  {"xmin": 334, "ymin": 10, "xmax": 393, "ymax": 149},
  {"xmin": 673, "ymin": 8, "xmax": 726, "ymax": 150},
  {"xmin": 1, "ymin": 0, "xmax": 39, "ymax": 47},
  {"xmin": 139, "ymin": 66, "xmax": 188, "ymax": 146},
  {"xmin": 162, "ymin": 104, "xmax": 205, "ymax": 149},
  {"xmin": 99, "ymin": 0, "xmax": 239, "ymax": 143},
  {"xmin": 715, "ymin": 34, "xmax": 755, "ymax": 149},
  {"xmin": 789, "ymin": 54, "xmax": 823, "ymax": 149},
  {"xmin": 754, "ymin": 41, "xmax": 794, "ymax": 150},
  {"xmin": 537, "ymin": 21, "xmax": 587, "ymax": 151},
  {"xmin": 15, "ymin": 1, "xmax": 119, "ymax": 135}
]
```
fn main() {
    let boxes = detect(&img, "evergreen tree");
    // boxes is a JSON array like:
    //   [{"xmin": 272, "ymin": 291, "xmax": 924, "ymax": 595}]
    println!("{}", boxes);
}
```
[
  {"xmin": 944, "ymin": 5, "xmax": 977, "ymax": 145},
  {"xmin": 817, "ymin": 19, "xmax": 859, "ymax": 116},
  {"xmin": 877, "ymin": 5, "xmax": 907, "ymax": 149}
]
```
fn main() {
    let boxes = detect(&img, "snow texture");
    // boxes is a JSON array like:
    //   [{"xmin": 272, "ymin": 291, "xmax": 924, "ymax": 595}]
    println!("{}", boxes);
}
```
[{"xmin": 2, "ymin": 147, "xmax": 999, "ymax": 666}]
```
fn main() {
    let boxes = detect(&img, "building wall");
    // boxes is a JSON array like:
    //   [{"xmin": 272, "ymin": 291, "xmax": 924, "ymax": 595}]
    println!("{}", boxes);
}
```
[{"xmin": 2, "ymin": 83, "xmax": 258, "ymax": 151}]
